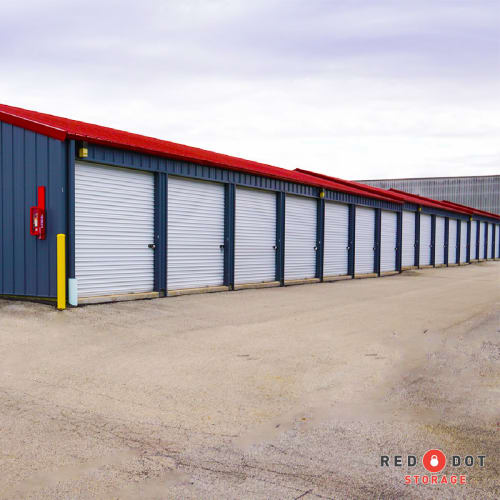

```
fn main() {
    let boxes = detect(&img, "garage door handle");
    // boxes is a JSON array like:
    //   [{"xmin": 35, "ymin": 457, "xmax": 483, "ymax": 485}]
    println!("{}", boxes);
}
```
[
  {"xmin": 273, "ymin": 245, "xmax": 278, "ymax": 250},
  {"xmin": 148, "ymin": 244, "xmax": 156, "ymax": 249},
  {"xmin": 219, "ymin": 244, "xmax": 225, "ymax": 250},
  {"xmin": 314, "ymin": 246, "xmax": 318, "ymax": 251},
  {"xmin": 346, "ymin": 246, "xmax": 350, "ymax": 250}
]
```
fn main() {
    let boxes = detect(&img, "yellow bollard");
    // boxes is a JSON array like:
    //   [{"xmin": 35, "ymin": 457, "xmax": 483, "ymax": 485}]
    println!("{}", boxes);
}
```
[{"xmin": 57, "ymin": 234, "xmax": 66, "ymax": 310}]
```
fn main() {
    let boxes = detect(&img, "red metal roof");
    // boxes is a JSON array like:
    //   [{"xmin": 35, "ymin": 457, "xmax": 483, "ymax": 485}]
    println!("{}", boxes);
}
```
[
  {"xmin": 387, "ymin": 188, "xmax": 474, "ymax": 215},
  {"xmin": 0, "ymin": 103, "xmax": 397, "ymax": 202},
  {"xmin": 439, "ymin": 200, "xmax": 500, "ymax": 220},
  {"xmin": 295, "ymin": 168, "xmax": 404, "ymax": 203}
]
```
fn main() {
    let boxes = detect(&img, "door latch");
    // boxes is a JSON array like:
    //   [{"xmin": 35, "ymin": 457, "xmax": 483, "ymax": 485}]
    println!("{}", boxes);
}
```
[{"xmin": 148, "ymin": 243, "xmax": 156, "ymax": 249}]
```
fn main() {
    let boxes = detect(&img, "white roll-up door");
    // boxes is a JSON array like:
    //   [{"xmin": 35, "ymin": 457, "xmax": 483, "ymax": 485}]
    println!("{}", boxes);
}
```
[
  {"xmin": 355, "ymin": 207, "xmax": 375, "ymax": 274},
  {"xmin": 75, "ymin": 162, "xmax": 155, "ymax": 297},
  {"xmin": 434, "ymin": 217, "xmax": 445, "ymax": 265},
  {"xmin": 448, "ymin": 219, "xmax": 457, "ymax": 264},
  {"xmin": 419, "ymin": 214, "xmax": 432, "ymax": 266},
  {"xmin": 285, "ymin": 195, "xmax": 317, "ymax": 280},
  {"xmin": 497, "ymin": 225, "xmax": 500, "ymax": 258},
  {"xmin": 235, "ymin": 187, "xmax": 276, "ymax": 284},
  {"xmin": 380, "ymin": 211, "xmax": 397, "ymax": 272},
  {"xmin": 401, "ymin": 211, "xmax": 416, "ymax": 267},
  {"xmin": 488, "ymin": 224, "xmax": 494, "ymax": 258},
  {"xmin": 167, "ymin": 177, "xmax": 225, "ymax": 290},
  {"xmin": 470, "ymin": 221, "xmax": 477, "ymax": 259},
  {"xmin": 459, "ymin": 221, "xmax": 467, "ymax": 263},
  {"xmin": 324, "ymin": 202, "xmax": 349, "ymax": 276},
  {"xmin": 479, "ymin": 222, "xmax": 485, "ymax": 259}
]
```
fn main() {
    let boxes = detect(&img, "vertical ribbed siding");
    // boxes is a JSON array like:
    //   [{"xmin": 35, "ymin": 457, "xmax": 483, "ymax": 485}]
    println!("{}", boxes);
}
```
[
  {"xmin": 324, "ymin": 202, "xmax": 349, "ymax": 276},
  {"xmin": 234, "ymin": 187, "xmax": 276, "ymax": 284},
  {"xmin": 358, "ymin": 176, "xmax": 500, "ymax": 215},
  {"xmin": 434, "ymin": 217, "xmax": 445, "ymax": 265},
  {"xmin": 401, "ymin": 211, "xmax": 416, "ymax": 267},
  {"xmin": 459, "ymin": 220, "xmax": 467, "ymax": 263},
  {"xmin": 380, "ymin": 211, "xmax": 397, "ymax": 272},
  {"xmin": 75, "ymin": 162, "xmax": 155, "ymax": 297},
  {"xmin": 448, "ymin": 219, "xmax": 457, "ymax": 264},
  {"xmin": 167, "ymin": 177, "xmax": 225, "ymax": 290},
  {"xmin": 419, "ymin": 214, "xmax": 432, "ymax": 266},
  {"xmin": 284, "ymin": 195, "xmax": 317, "ymax": 280},
  {"xmin": 0, "ymin": 121, "xmax": 66, "ymax": 298},
  {"xmin": 355, "ymin": 207, "xmax": 376, "ymax": 274}
]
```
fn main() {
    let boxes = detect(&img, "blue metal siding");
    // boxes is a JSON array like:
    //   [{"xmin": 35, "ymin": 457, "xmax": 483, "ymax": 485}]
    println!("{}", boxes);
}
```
[
  {"xmin": 84, "ymin": 144, "xmax": 408, "ymax": 209},
  {"xmin": 85, "ymin": 144, "xmax": 319, "ymax": 198},
  {"xmin": 0, "ymin": 121, "xmax": 67, "ymax": 298}
]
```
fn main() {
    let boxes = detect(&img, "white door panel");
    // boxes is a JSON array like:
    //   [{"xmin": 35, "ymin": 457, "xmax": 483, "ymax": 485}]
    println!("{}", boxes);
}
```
[
  {"xmin": 419, "ymin": 214, "xmax": 432, "ymax": 266},
  {"xmin": 324, "ymin": 202, "xmax": 349, "ymax": 276},
  {"xmin": 479, "ymin": 222, "xmax": 485, "ymax": 259},
  {"xmin": 488, "ymin": 223, "xmax": 494, "ymax": 258},
  {"xmin": 355, "ymin": 207, "xmax": 375, "ymax": 274},
  {"xmin": 402, "ymin": 211, "xmax": 416, "ymax": 267},
  {"xmin": 75, "ymin": 162, "xmax": 155, "ymax": 297},
  {"xmin": 470, "ymin": 221, "xmax": 477, "ymax": 259},
  {"xmin": 168, "ymin": 177, "xmax": 225, "ymax": 290},
  {"xmin": 448, "ymin": 219, "xmax": 457, "ymax": 264},
  {"xmin": 285, "ymin": 195, "xmax": 317, "ymax": 280},
  {"xmin": 434, "ymin": 217, "xmax": 445, "ymax": 265},
  {"xmin": 380, "ymin": 211, "xmax": 397, "ymax": 272},
  {"xmin": 235, "ymin": 187, "xmax": 276, "ymax": 284},
  {"xmin": 459, "ymin": 221, "xmax": 467, "ymax": 263}
]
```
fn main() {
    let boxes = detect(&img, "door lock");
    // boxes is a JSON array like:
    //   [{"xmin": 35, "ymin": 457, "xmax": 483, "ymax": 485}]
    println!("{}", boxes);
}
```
[
  {"xmin": 148, "ymin": 244, "xmax": 156, "ymax": 249},
  {"xmin": 272, "ymin": 245, "xmax": 278, "ymax": 250}
]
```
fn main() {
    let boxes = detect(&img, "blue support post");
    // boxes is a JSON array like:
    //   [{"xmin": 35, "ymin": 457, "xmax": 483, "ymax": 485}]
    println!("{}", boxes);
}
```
[
  {"xmin": 316, "ymin": 197, "xmax": 325, "ymax": 281},
  {"xmin": 475, "ymin": 221, "xmax": 480, "ymax": 260},
  {"xmin": 155, "ymin": 173, "xmax": 167, "ymax": 294},
  {"xmin": 375, "ymin": 208, "xmax": 381, "ymax": 275},
  {"xmin": 492, "ymin": 224, "xmax": 496, "ymax": 260},
  {"xmin": 276, "ymin": 192, "xmax": 286, "ymax": 285},
  {"xmin": 456, "ymin": 220, "xmax": 461, "ymax": 264},
  {"xmin": 224, "ymin": 183, "xmax": 235, "ymax": 288},
  {"xmin": 348, "ymin": 204, "xmax": 356, "ymax": 277},
  {"xmin": 484, "ymin": 222, "xmax": 488, "ymax": 260},
  {"xmin": 431, "ymin": 215, "xmax": 436, "ymax": 267},
  {"xmin": 466, "ymin": 220, "xmax": 471, "ymax": 263},
  {"xmin": 396, "ymin": 211, "xmax": 402, "ymax": 272},
  {"xmin": 444, "ymin": 217, "xmax": 449, "ymax": 266},
  {"xmin": 415, "ymin": 210, "xmax": 420, "ymax": 268}
]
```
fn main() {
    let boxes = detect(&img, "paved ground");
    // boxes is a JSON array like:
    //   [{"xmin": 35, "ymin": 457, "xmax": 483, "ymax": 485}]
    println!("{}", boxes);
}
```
[{"xmin": 0, "ymin": 262, "xmax": 499, "ymax": 499}]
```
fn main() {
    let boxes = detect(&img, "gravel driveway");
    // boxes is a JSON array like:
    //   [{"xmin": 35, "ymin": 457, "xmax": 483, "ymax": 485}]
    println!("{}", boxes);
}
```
[{"xmin": 0, "ymin": 262, "xmax": 499, "ymax": 499}]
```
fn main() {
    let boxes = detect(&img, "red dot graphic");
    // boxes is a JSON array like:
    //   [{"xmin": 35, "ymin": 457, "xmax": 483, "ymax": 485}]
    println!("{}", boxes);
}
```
[{"xmin": 422, "ymin": 449, "xmax": 446, "ymax": 473}]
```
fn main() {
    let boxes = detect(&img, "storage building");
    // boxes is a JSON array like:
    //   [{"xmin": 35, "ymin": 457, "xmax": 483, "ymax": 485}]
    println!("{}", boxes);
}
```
[{"xmin": 1, "ymin": 104, "xmax": 499, "ymax": 308}]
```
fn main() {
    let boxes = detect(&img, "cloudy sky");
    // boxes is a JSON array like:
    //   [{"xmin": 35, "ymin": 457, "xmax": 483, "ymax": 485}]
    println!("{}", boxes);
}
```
[{"xmin": 1, "ymin": 0, "xmax": 499, "ymax": 179}]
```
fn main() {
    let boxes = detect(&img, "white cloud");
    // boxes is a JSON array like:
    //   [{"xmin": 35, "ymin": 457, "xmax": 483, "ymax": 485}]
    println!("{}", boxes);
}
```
[{"xmin": 0, "ymin": 0, "xmax": 498, "ymax": 179}]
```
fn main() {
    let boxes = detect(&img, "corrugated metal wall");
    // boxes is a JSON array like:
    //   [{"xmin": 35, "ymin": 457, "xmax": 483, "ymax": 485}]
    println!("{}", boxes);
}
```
[
  {"xmin": 357, "ymin": 176, "xmax": 500, "ymax": 215},
  {"xmin": 0, "ymin": 121, "xmax": 67, "ymax": 298}
]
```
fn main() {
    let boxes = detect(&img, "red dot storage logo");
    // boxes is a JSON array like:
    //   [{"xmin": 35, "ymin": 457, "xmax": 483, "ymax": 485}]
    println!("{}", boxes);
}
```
[
  {"xmin": 380, "ymin": 450, "xmax": 486, "ymax": 486},
  {"xmin": 422, "ymin": 449, "xmax": 446, "ymax": 473}
]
